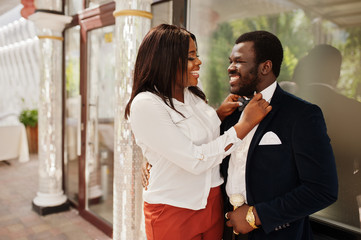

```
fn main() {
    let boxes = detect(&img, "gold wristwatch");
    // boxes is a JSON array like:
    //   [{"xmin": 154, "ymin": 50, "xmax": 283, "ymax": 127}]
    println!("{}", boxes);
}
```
[{"xmin": 246, "ymin": 206, "xmax": 259, "ymax": 229}]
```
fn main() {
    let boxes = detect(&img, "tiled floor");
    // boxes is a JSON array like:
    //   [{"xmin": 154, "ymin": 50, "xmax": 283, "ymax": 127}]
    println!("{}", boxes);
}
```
[{"xmin": 0, "ymin": 154, "xmax": 112, "ymax": 240}]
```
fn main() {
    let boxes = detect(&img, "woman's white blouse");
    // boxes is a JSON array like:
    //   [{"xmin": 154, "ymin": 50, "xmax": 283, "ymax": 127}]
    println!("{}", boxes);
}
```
[{"xmin": 129, "ymin": 88, "xmax": 242, "ymax": 210}]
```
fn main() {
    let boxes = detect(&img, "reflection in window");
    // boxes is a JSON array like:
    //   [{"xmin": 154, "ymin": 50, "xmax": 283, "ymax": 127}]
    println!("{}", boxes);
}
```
[
  {"xmin": 151, "ymin": 1, "xmax": 172, "ymax": 27},
  {"xmin": 64, "ymin": 26, "xmax": 81, "ymax": 204},
  {"xmin": 86, "ymin": 25, "xmax": 115, "ymax": 224},
  {"xmin": 188, "ymin": 0, "xmax": 361, "ymax": 234}
]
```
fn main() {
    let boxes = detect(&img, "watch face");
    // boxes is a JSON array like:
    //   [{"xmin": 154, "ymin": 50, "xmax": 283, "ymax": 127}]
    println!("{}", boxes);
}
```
[
  {"xmin": 246, "ymin": 213, "xmax": 252, "ymax": 223},
  {"xmin": 246, "ymin": 207, "xmax": 258, "ymax": 229}
]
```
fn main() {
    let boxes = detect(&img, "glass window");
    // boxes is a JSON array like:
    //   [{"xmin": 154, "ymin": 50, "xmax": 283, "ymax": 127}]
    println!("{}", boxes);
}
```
[
  {"xmin": 64, "ymin": 25, "xmax": 81, "ymax": 204},
  {"xmin": 87, "ymin": 0, "xmax": 114, "ymax": 9},
  {"xmin": 188, "ymin": 0, "xmax": 361, "ymax": 234},
  {"xmin": 151, "ymin": 1, "xmax": 173, "ymax": 27},
  {"xmin": 65, "ymin": 0, "xmax": 83, "ymax": 16},
  {"xmin": 86, "ymin": 25, "xmax": 115, "ymax": 224}
]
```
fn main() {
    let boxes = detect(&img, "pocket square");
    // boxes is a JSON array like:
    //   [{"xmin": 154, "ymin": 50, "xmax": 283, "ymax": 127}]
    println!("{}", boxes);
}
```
[{"xmin": 259, "ymin": 131, "xmax": 282, "ymax": 145}]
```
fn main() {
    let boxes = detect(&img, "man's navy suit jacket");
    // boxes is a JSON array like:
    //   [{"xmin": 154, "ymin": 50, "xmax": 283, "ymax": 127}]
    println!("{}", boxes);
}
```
[{"xmin": 220, "ymin": 84, "xmax": 338, "ymax": 240}]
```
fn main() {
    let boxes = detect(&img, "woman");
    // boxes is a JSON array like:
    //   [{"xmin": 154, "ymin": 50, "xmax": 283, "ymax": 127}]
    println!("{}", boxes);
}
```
[{"xmin": 124, "ymin": 24, "xmax": 271, "ymax": 240}]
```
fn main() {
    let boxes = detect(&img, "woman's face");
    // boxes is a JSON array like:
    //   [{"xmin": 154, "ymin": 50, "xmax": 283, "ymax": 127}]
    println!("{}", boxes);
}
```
[
  {"xmin": 186, "ymin": 38, "xmax": 202, "ymax": 87},
  {"xmin": 176, "ymin": 38, "xmax": 202, "ymax": 90}
]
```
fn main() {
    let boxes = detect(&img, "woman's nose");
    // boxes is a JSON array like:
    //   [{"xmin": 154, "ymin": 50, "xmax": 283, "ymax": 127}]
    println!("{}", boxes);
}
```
[{"xmin": 197, "ymin": 58, "xmax": 202, "ymax": 65}]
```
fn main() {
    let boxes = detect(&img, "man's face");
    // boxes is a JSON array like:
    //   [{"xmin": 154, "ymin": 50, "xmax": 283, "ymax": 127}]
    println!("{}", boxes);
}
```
[{"xmin": 228, "ymin": 41, "xmax": 260, "ymax": 97}]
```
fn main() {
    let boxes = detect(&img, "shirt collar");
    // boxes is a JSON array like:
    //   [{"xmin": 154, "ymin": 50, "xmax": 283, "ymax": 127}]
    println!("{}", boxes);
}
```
[{"xmin": 260, "ymin": 81, "xmax": 277, "ymax": 103}]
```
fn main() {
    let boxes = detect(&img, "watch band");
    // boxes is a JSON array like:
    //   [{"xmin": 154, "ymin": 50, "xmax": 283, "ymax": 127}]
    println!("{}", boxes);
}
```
[{"xmin": 246, "ymin": 206, "xmax": 259, "ymax": 229}]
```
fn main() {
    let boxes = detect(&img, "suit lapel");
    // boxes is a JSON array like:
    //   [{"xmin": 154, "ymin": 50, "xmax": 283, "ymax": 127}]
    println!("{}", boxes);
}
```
[
  {"xmin": 250, "ymin": 85, "xmax": 283, "ymax": 152},
  {"xmin": 245, "ymin": 84, "xmax": 284, "ymax": 202}
]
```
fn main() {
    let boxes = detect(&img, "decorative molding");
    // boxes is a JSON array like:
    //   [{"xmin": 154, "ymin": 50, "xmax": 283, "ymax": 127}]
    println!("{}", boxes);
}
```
[
  {"xmin": 28, "ymin": 11, "xmax": 72, "ymax": 32},
  {"xmin": 38, "ymin": 35, "xmax": 64, "ymax": 41},
  {"xmin": 35, "ymin": 9, "xmax": 63, "ymax": 15},
  {"xmin": 113, "ymin": 9, "xmax": 153, "ymax": 19}
]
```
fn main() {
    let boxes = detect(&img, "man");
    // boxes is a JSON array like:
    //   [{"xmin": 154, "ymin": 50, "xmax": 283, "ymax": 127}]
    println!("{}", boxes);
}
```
[
  {"xmin": 221, "ymin": 31, "xmax": 338, "ymax": 240},
  {"xmin": 293, "ymin": 45, "xmax": 361, "ymax": 229}
]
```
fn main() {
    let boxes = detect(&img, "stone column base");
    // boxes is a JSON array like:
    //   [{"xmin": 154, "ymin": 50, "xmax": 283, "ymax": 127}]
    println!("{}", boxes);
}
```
[
  {"xmin": 32, "ymin": 191, "xmax": 70, "ymax": 216},
  {"xmin": 32, "ymin": 200, "xmax": 70, "ymax": 216}
]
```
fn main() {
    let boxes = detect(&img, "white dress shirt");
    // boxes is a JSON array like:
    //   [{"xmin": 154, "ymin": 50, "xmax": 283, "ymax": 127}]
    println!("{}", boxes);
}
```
[
  {"xmin": 226, "ymin": 81, "xmax": 277, "ymax": 203},
  {"xmin": 130, "ymin": 88, "xmax": 242, "ymax": 210}
]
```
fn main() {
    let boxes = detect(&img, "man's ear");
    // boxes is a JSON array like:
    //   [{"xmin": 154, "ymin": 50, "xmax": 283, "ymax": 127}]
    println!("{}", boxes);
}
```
[{"xmin": 259, "ymin": 60, "xmax": 272, "ymax": 75}]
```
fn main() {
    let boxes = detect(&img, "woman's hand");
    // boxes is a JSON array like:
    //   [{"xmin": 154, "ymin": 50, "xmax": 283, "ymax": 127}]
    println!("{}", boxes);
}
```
[
  {"xmin": 142, "ymin": 161, "xmax": 152, "ymax": 190},
  {"xmin": 216, "ymin": 94, "xmax": 241, "ymax": 121},
  {"xmin": 242, "ymin": 93, "xmax": 271, "ymax": 127},
  {"xmin": 234, "ymin": 93, "xmax": 272, "ymax": 139}
]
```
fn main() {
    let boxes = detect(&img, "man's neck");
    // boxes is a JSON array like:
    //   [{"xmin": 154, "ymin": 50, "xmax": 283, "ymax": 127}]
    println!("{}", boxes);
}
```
[{"xmin": 257, "ymin": 78, "xmax": 276, "ymax": 93}]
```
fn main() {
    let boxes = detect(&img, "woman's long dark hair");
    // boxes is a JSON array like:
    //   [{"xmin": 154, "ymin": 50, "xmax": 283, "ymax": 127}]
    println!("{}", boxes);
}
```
[{"xmin": 124, "ymin": 24, "xmax": 206, "ymax": 119}]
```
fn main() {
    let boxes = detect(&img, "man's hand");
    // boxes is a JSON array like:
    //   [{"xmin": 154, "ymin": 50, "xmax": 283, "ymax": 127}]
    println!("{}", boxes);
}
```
[
  {"xmin": 141, "ymin": 161, "xmax": 151, "ymax": 190},
  {"xmin": 226, "ymin": 204, "xmax": 261, "ymax": 235}
]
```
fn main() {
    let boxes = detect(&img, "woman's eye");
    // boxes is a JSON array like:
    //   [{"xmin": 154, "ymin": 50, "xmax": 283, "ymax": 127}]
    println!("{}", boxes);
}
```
[{"xmin": 188, "ymin": 55, "xmax": 199, "ymax": 61}]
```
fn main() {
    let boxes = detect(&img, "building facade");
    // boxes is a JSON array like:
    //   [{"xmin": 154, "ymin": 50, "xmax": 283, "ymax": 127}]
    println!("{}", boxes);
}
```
[{"xmin": 1, "ymin": 0, "xmax": 361, "ymax": 239}]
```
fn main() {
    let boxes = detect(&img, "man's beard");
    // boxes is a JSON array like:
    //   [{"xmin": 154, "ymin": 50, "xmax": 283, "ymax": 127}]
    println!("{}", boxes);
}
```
[{"xmin": 231, "ymin": 72, "xmax": 260, "ymax": 97}]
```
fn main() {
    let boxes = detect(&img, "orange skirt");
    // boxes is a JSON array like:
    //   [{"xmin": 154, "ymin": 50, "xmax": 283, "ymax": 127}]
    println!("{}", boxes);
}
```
[{"xmin": 144, "ymin": 186, "xmax": 224, "ymax": 240}]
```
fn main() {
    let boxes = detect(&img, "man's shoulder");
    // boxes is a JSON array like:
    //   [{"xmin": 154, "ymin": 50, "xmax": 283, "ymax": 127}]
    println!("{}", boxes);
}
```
[{"xmin": 279, "ymin": 89, "xmax": 317, "ymax": 112}]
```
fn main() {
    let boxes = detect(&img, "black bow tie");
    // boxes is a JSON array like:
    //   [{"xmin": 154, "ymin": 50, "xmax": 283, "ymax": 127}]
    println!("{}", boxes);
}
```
[{"xmin": 238, "ymin": 97, "xmax": 251, "ymax": 111}]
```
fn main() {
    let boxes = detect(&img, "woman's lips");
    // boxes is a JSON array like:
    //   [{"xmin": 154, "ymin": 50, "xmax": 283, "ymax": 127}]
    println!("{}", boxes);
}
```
[{"xmin": 190, "ymin": 71, "xmax": 199, "ymax": 78}]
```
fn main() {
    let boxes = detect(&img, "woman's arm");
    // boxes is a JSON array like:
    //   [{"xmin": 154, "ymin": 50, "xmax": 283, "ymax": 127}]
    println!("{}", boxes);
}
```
[{"xmin": 130, "ymin": 93, "xmax": 270, "ymax": 175}]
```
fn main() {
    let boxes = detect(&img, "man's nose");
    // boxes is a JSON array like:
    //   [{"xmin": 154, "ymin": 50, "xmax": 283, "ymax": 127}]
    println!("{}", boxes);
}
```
[{"xmin": 228, "ymin": 63, "xmax": 235, "ymax": 72}]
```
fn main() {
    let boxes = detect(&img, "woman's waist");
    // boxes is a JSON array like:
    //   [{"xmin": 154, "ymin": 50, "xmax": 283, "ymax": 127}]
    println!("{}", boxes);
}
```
[
  {"xmin": 144, "ymin": 185, "xmax": 223, "ymax": 210},
  {"xmin": 147, "ymin": 164, "xmax": 222, "ymax": 190}
]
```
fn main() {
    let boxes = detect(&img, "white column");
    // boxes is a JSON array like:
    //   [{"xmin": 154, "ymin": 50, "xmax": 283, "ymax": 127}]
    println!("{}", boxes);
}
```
[
  {"xmin": 113, "ymin": 1, "xmax": 152, "ymax": 239},
  {"xmin": 28, "ymin": 12, "xmax": 72, "ymax": 213}
]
